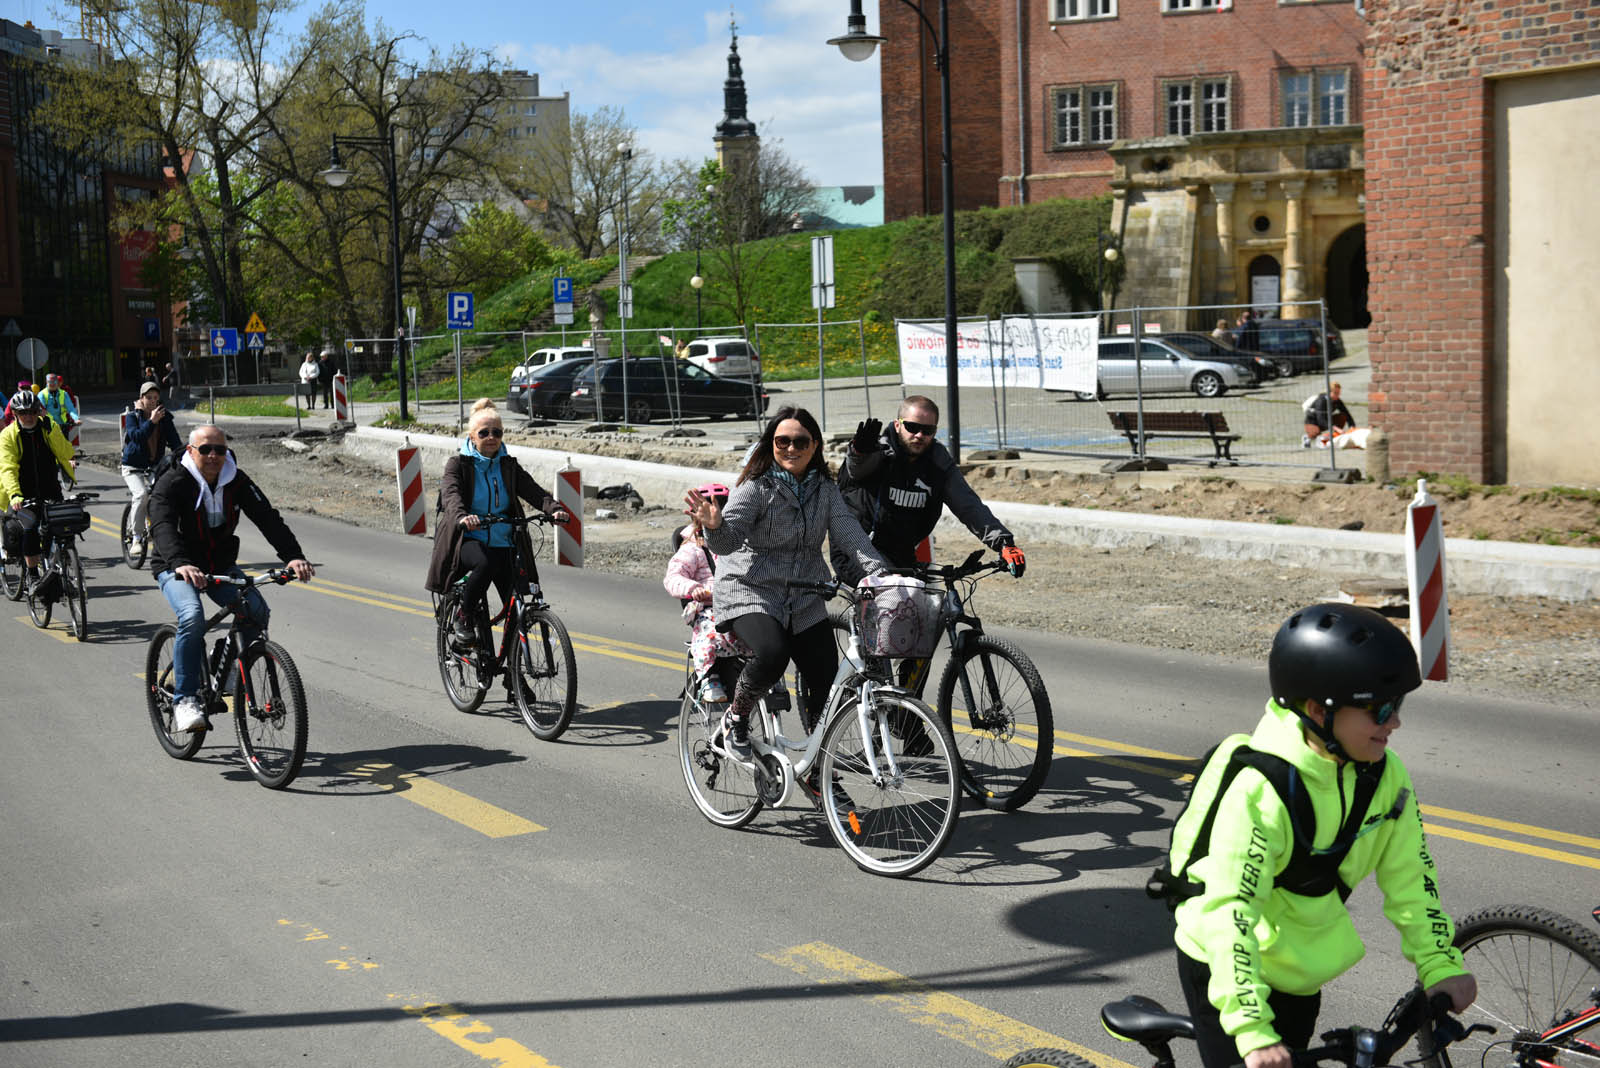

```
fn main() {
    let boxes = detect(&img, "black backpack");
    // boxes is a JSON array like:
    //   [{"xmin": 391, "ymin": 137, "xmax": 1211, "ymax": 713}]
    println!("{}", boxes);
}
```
[{"xmin": 1147, "ymin": 742, "xmax": 1406, "ymax": 907}]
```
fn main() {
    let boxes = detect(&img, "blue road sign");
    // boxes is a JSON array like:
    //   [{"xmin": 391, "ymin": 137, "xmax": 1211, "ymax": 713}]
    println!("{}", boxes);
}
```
[
  {"xmin": 553, "ymin": 277, "xmax": 573, "ymax": 304},
  {"xmin": 210, "ymin": 328, "xmax": 239, "ymax": 356},
  {"xmin": 245, "ymin": 332, "xmax": 266, "ymax": 351},
  {"xmin": 143, "ymin": 318, "xmax": 161, "ymax": 342},
  {"xmin": 447, "ymin": 291, "xmax": 474, "ymax": 330}
]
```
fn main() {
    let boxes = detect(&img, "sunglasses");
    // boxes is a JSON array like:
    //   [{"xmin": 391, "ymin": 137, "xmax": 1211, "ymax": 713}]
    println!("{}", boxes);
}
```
[
  {"xmin": 1357, "ymin": 695, "xmax": 1405, "ymax": 725},
  {"xmin": 900, "ymin": 420, "xmax": 937, "ymax": 437},
  {"xmin": 190, "ymin": 443, "xmax": 226, "ymax": 456},
  {"xmin": 476, "ymin": 427, "xmax": 504, "ymax": 439},
  {"xmin": 773, "ymin": 434, "xmax": 813, "ymax": 451}
]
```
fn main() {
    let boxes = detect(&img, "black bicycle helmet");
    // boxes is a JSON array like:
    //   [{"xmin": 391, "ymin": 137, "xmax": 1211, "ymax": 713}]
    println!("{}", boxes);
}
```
[
  {"xmin": 9, "ymin": 389, "xmax": 40, "ymax": 413},
  {"xmin": 1270, "ymin": 603, "xmax": 1421, "ymax": 709}
]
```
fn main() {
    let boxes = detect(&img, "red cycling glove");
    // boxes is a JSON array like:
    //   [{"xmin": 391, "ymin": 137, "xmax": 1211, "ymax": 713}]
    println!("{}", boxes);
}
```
[{"xmin": 1000, "ymin": 544, "xmax": 1026, "ymax": 578}]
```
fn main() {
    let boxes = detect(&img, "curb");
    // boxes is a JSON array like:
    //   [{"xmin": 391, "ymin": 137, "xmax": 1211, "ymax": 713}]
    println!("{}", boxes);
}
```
[{"xmin": 346, "ymin": 426, "xmax": 1600, "ymax": 603}]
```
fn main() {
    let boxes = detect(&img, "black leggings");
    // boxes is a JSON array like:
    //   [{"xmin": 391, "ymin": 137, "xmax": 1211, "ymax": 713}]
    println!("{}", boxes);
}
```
[
  {"xmin": 458, "ymin": 541, "xmax": 524, "ymax": 617},
  {"xmin": 726, "ymin": 614, "xmax": 837, "ymax": 732},
  {"xmin": 1175, "ymin": 949, "xmax": 1321, "ymax": 1068}
]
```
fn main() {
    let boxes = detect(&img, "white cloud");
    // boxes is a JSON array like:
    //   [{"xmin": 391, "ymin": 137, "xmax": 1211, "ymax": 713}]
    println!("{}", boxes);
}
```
[{"xmin": 496, "ymin": 6, "xmax": 884, "ymax": 187}]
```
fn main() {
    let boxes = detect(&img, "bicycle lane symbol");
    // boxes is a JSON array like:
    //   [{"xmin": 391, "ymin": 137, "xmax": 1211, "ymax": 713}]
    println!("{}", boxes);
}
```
[{"xmin": 277, "ymin": 919, "xmax": 565, "ymax": 1066}]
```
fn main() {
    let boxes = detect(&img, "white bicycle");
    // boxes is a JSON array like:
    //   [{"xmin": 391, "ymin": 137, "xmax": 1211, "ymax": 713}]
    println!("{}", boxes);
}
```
[{"xmin": 677, "ymin": 577, "xmax": 961, "ymax": 878}]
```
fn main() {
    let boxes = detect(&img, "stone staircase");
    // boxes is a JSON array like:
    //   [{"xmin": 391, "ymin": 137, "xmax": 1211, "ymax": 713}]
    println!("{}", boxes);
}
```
[
  {"xmin": 522, "ymin": 253, "xmax": 664, "ymax": 333},
  {"xmin": 418, "ymin": 344, "xmax": 496, "ymax": 386}
]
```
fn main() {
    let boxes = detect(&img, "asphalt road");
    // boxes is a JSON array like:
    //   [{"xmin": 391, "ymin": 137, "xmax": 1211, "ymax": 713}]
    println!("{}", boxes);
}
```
[{"xmin": 2, "ymin": 464, "xmax": 1594, "ymax": 1067}]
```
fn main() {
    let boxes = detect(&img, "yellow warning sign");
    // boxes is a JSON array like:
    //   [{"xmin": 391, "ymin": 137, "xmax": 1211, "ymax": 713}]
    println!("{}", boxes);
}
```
[{"xmin": 244, "ymin": 312, "xmax": 266, "ymax": 333}]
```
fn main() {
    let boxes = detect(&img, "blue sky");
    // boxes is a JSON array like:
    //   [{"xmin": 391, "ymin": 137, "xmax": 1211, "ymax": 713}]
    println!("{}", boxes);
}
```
[{"xmin": 4, "ymin": 0, "xmax": 887, "ymax": 186}]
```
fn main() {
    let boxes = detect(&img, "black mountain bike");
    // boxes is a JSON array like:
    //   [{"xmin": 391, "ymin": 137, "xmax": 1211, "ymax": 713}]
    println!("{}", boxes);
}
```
[
  {"xmin": 144, "ymin": 568, "xmax": 309, "ymax": 789},
  {"xmin": 434, "ymin": 513, "xmax": 578, "ymax": 741},
  {"xmin": 834, "ymin": 549, "xmax": 1053, "ymax": 810},
  {"xmin": 2, "ymin": 492, "xmax": 96, "ymax": 640}
]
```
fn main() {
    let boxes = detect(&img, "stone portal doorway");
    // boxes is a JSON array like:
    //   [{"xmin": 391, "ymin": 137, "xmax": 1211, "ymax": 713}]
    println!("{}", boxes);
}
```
[{"xmin": 1325, "ymin": 225, "xmax": 1369, "ymax": 328}]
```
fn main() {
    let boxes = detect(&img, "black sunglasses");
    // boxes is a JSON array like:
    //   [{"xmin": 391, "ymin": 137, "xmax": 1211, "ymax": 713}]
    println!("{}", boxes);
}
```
[
  {"xmin": 900, "ymin": 420, "xmax": 937, "ymax": 437},
  {"xmin": 190, "ymin": 443, "xmax": 226, "ymax": 456},
  {"xmin": 476, "ymin": 427, "xmax": 504, "ymax": 439},
  {"xmin": 773, "ymin": 434, "xmax": 813, "ymax": 451},
  {"xmin": 1358, "ymin": 695, "xmax": 1405, "ymax": 726}
]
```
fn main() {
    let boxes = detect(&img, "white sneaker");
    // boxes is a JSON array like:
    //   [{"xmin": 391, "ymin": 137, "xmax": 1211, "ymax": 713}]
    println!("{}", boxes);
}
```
[
  {"xmin": 129, "ymin": 538, "xmax": 143, "ymax": 553},
  {"xmin": 172, "ymin": 696, "xmax": 210, "ymax": 734},
  {"xmin": 699, "ymin": 676, "xmax": 728, "ymax": 703}
]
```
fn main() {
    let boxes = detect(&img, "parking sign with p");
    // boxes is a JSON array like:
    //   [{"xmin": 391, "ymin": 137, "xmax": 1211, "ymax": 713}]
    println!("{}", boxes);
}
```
[{"xmin": 447, "ymin": 291, "xmax": 474, "ymax": 330}]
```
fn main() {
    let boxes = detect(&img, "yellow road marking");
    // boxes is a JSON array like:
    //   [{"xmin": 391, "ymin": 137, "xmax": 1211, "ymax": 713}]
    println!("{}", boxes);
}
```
[
  {"xmin": 762, "ymin": 942, "xmax": 1134, "ymax": 1068},
  {"xmin": 1423, "ymin": 824, "xmax": 1600, "ymax": 870},
  {"xmin": 1422, "ymin": 805, "xmax": 1600, "ymax": 851},
  {"xmin": 396, "ymin": 999, "xmax": 562, "ymax": 1067},
  {"xmin": 339, "ymin": 761, "xmax": 544, "ymax": 838},
  {"xmin": 13, "ymin": 615, "xmax": 78, "ymax": 643}
]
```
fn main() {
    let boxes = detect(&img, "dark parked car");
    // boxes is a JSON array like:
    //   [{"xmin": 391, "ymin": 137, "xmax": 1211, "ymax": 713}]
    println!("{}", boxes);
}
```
[
  {"xmin": 1158, "ymin": 333, "xmax": 1277, "ymax": 384},
  {"xmin": 1242, "ymin": 319, "xmax": 1346, "ymax": 376},
  {"xmin": 569, "ymin": 358, "xmax": 769, "ymax": 423},
  {"xmin": 513, "ymin": 357, "xmax": 592, "ymax": 420}
]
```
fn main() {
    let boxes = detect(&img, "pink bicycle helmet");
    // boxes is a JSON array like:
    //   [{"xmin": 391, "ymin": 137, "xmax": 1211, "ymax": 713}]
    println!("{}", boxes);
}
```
[{"xmin": 695, "ymin": 482, "xmax": 730, "ymax": 505}]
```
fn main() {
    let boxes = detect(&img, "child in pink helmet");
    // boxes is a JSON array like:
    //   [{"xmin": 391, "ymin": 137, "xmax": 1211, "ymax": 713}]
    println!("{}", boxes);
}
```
[{"xmin": 663, "ymin": 482, "xmax": 748, "ymax": 703}]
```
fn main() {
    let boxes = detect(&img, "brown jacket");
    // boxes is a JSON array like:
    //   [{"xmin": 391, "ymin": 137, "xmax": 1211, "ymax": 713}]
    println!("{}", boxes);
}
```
[{"xmin": 424, "ymin": 450, "xmax": 558, "ymax": 593}]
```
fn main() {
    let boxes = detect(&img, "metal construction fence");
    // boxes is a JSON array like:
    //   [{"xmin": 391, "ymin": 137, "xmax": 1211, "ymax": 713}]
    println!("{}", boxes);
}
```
[{"xmin": 337, "ymin": 299, "xmax": 1360, "ymax": 475}]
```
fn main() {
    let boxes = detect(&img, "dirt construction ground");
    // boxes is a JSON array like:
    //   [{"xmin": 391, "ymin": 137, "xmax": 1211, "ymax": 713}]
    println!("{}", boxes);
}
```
[{"xmin": 88, "ymin": 422, "xmax": 1600, "ymax": 706}]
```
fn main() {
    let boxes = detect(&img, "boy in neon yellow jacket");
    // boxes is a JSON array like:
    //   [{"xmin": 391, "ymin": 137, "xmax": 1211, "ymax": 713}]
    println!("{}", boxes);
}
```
[{"xmin": 1166, "ymin": 604, "xmax": 1476, "ymax": 1068}]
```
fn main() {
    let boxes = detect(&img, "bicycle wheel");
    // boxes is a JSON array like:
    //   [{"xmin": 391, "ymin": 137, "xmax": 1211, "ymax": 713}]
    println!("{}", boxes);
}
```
[
  {"xmin": 1002, "ymin": 1051, "xmax": 1098, "ymax": 1068},
  {"xmin": 26, "ymin": 566, "xmax": 51, "ymax": 627},
  {"xmin": 0, "ymin": 548, "xmax": 19, "ymax": 601},
  {"xmin": 817, "ymin": 692, "xmax": 959, "ymax": 877},
  {"xmin": 936, "ymin": 634, "xmax": 1054, "ymax": 811},
  {"xmin": 677, "ymin": 683, "xmax": 766, "ymax": 829},
  {"xmin": 63, "ymin": 545, "xmax": 87, "ymax": 641},
  {"xmin": 234, "ymin": 640, "xmax": 308, "ymax": 789},
  {"xmin": 120, "ymin": 503, "xmax": 147, "ymax": 569},
  {"xmin": 436, "ymin": 593, "xmax": 487, "ymax": 714},
  {"xmin": 1438, "ymin": 905, "xmax": 1600, "ymax": 1068},
  {"xmin": 145, "ymin": 624, "xmax": 204, "ymax": 760},
  {"xmin": 512, "ymin": 607, "xmax": 578, "ymax": 741}
]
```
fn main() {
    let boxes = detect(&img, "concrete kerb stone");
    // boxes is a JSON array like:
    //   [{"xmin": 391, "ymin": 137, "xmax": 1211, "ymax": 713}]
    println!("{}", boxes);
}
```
[{"xmin": 347, "ymin": 426, "xmax": 1600, "ymax": 603}]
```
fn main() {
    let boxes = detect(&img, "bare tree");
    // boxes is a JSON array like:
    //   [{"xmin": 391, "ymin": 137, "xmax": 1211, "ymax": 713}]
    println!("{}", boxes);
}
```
[{"xmin": 518, "ymin": 105, "xmax": 670, "ymax": 258}]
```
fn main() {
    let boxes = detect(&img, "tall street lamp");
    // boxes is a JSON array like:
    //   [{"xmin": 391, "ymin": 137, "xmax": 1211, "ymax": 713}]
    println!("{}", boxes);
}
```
[
  {"xmin": 616, "ymin": 141, "xmax": 633, "ymax": 422},
  {"xmin": 690, "ymin": 182, "xmax": 714, "ymax": 332},
  {"xmin": 1097, "ymin": 230, "xmax": 1120, "ymax": 325},
  {"xmin": 831, "ymin": 0, "xmax": 963, "ymax": 460},
  {"xmin": 321, "ymin": 129, "xmax": 408, "ymax": 422}
]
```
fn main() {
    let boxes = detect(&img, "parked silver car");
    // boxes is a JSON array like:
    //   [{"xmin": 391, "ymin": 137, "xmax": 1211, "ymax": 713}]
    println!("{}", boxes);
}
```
[
  {"xmin": 1080, "ymin": 336, "xmax": 1254, "ymax": 399},
  {"xmin": 680, "ymin": 336, "xmax": 761, "ymax": 381}
]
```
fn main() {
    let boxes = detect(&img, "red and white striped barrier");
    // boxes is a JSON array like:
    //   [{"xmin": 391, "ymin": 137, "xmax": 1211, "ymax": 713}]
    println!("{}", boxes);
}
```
[
  {"xmin": 68, "ymin": 421, "xmax": 80, "ymax": 448},
  {"xmin": 333, "ymin": 373, "xmax": 349, "ymax": 422},
  {"xmin": 555, "ymin": 462, "xmax": 582, "ymax": 567},
  {"xmin": 1405, "ymin": 479, "xmax": 1449, "ymax": 681},
  {"xmin": 396, "ymin": 445, "xmax": 426, "ymax": 536}
]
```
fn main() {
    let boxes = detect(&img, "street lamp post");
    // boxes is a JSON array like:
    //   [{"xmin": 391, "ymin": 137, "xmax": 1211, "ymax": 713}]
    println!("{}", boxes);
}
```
[
  {"xmin": 616, "ymin": 141, "xmax": 633, "ymax": 423},
  {"xmin": 1096, "ymin": 230, "xmax": 1120, "ymax": 326},
  {"xmin": 831, "ymin": 0, "xmax": 962, "ymax": 461},
  {"xmin": 689, "ymin": 182, "xmax": 715, "ymax": 334},
  {"xmin": 321, "ymin": 128, "xmax": 408, "ymax": 422}
]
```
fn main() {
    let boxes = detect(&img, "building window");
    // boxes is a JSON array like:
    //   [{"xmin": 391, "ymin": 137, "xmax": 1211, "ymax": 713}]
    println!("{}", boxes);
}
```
[
  {"xmin": 1051, "ymin": 84, "xmax": 1118, "ymax": 147},
  {"xmin": 1052, "ymin": 0, "xmax": 1115, "ymax": 19},
  {"xmin": 1163, "ymin": 0, "xmax": 1224, "ymax": 11},
  {"xmin": 525, "ymin": 103, "xmax": 537, "ymax": 116},
  {"xmin": 1282, "ymin": 68, "xmax": 1351, "ymax": 126},
  {"xmin": 1164, "ymin": 77, "xmax": 1230, "ymax": 135},
  {"xmin": 525, "ymin": 126, "xmax": 537, "ymax": 138}
]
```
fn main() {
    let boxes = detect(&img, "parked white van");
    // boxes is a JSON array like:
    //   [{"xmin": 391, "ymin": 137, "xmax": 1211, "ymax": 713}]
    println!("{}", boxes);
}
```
[{"xmin": 680, "ymin": 336, "xmax": 761, "ymax": 381}]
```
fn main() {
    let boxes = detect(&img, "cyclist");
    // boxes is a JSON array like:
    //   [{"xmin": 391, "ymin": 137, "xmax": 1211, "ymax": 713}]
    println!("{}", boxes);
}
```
[
  {"xmin": 121, "ymin": 380, "xmax": 183, "ymax": 557},
  {"xmin": 37, "ymin": 374, "xmax": 79, "ymax": 436},
  {"xmin": 1, "ymin": 389, "xmax": 76, "ymax": 580},
  {"xmin": 148, "ymin": 425, "xmax": 314, "ymax": 734},
  {"xmin": 686, "ymin": 406, "xmax": 887, "ymax": 760},
  {"xmin": 2, "ymin": 379, "xmax": 41, "ymax": 428},
  {"xmin": 424, "ymin": 399, "xmax": 571, "ymax": 665},
  {"xmin": 833, "ymin": 395, "xmax": 1025, "ymax": 583},
  {"xmin": 1160, "ymin": 603, "xmax": 1476, "ymax": 1068}
]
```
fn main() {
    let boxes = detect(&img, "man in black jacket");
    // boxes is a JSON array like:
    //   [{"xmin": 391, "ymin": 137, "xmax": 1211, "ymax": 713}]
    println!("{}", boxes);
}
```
[
  {"xmin": 834, "ymin": 395, "xmax": 1025, "ymax": 583},
  {"xmin": 149, "ymin": 424, "xmax": 313, "ymax": 733}
]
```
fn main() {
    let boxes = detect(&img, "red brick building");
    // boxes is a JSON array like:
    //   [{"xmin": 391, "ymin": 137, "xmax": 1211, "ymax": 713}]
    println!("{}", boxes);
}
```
[{"xmin": 1364, "ymin": 0, "xmax": 1598, "ymax": 485}]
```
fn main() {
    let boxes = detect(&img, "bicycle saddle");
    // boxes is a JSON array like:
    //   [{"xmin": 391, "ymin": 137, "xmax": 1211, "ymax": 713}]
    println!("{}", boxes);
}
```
[{"xmin": 1102, "ymin": 995, "xmax": 1197, "ymax": 1044}]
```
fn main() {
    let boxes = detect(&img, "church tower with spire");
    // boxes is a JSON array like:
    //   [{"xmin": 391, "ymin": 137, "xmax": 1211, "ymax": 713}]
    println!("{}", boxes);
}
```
[{"xmin": 713, "ymin": 14, "xmax": 760, "ymax": 176}]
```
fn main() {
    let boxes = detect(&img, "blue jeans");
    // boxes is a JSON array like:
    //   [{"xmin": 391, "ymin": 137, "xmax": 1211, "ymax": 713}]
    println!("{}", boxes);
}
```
[{"xmin": 157, "ymin": 567, "xmax": 270, "ymax": 700}]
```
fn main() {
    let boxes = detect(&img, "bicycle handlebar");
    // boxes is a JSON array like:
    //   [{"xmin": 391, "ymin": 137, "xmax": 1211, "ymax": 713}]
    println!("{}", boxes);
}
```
[
  {"xmin": 891, "ymin": 548, "xmax": 1007, "ymax": 582},
  {"xmin": 465, "ymin": 511, "xmax": 566, "ymax": 527},
  {"xmin": 1293, "ymin": 991, "xmax": 1488, "ymax": 1068},
  {"xmin": 208, "ymin": 567, "xmax": 303, "ymax": 589}
]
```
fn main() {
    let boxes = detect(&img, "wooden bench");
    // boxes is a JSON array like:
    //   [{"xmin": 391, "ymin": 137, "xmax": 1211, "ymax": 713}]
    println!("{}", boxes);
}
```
[{"xmin": 1107, "ymin": 410, "xmax": 1241, "ymax": 466}]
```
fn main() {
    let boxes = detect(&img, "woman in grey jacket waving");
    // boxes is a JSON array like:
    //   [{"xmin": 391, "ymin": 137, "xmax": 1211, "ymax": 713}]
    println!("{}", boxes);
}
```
[{"xmin": 686, "ymin": 406, "xmax": 886, "ymax": 759}]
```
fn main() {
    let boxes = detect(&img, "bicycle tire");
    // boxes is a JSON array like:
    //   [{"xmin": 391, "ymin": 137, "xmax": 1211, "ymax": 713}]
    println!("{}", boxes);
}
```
[
  {"xmin": 145, "ymin": 624, "xmax": 204, "ymax": 760},
  {"xmin": 234, "ymin": 640, "xmax": 308, "ymax": 789},
  {"xmin": 512, "ymin": 607, "xmax": 578, "ymax": 741},
  {"xmin": 936, "ymin": 633, "xmax": 1053, "ymax": 811},
  {"xmin": 677, "ymin": 677, "xmax": 765, "ymax": 829},
  {"xmin": 436, "ymin": 593, "xmax": 487, "ymax": 714},
  {"xmin": 1001, "ymin": 1051, "xmax": 1098, "ymax": 1068},
  {"xmin": 817, "ymin": 692, "xmax": 959, "ymax": 877},
  {"xmin": 26, "ymin": 566, "xmax": 51, "ymax": 627},
  {"xmin": 120, "ymin": 503, "xmax": 147, "ymax": 569},
  {"xmin": 1439, "ymin": 904, "xmax": 1600, "ymax": 1068},
  {"xmin": 0, "ymin": 548, "xmax": 19, "ymax": 601},
  {"xmin": 63, "ymin": 545, "xmax": 87, "ymax": 641}
]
